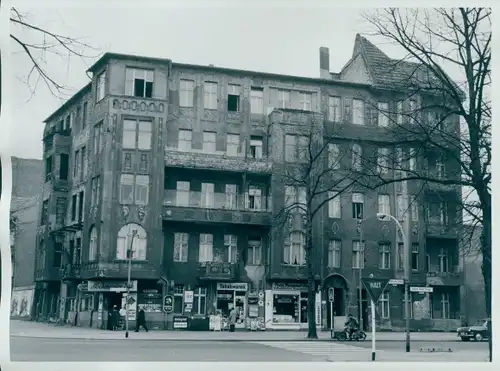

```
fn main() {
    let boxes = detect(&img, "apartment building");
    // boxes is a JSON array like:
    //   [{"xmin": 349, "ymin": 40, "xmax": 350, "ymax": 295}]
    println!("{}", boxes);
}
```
[{"xmin": 33, "ymin": 34, "xmax": 464, "ymax": 331}]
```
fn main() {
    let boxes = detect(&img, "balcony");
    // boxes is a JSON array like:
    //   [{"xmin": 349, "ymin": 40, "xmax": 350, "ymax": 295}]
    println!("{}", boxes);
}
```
[
  {"xmin": 164, "ymin": 147, "xmax": 273, "ymax": 174},
  {"xmin": 425, "ymin": 221, "xmax": 459, "ymax": 238},
  {"xmin": 270, "ymin": 264, "xmax": 309, "ymax": 280},
  {"xmin": 198, "ymin": 262, "xmax": 238, "ymax": 281},
  {"xmin": 163, "ymin": 190, "xmax": 272, "ymax": 226},
  {"xmin": 79, "ymin": 262, "xmax": 160, "ymax": 280},
  {"xmin": 426, "ymin": 267, "xmax": 463, "ymax": 286},
  {"xmin": 60, "ymin": 264, "xmax": 81, "ymax": 280}
]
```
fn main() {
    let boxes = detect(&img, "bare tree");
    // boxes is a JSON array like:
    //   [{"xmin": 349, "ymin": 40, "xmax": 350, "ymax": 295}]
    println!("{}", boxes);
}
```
[
  {"xmin": 10, "ymin": 7, "xmax": 100, "ymax": 99},
  {"xmin": 359, "ymin": 7, "xmax": 491, "ymax": 359}
]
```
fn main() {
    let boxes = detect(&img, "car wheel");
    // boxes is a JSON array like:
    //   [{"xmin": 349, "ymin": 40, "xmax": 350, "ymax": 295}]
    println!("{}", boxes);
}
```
[
  {"xmin": 461, "ymin": 337, "xmax": 470, "ymax": 341},
  {"xmin": 474, "ymin": 333, "xmax": 483, "ymax": 341}
]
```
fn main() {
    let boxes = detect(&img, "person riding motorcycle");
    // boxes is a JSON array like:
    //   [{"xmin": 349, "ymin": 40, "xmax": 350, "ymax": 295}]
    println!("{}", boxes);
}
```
[{"xmin": 344, "ymin": 314, "xmax": 360, "ymax": 339}]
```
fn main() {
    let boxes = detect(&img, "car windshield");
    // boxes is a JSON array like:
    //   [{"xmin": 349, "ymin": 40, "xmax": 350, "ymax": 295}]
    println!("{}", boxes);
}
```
[{"xmin": 474, "ymin": 320, "xmax": 487, "ymax": 326}]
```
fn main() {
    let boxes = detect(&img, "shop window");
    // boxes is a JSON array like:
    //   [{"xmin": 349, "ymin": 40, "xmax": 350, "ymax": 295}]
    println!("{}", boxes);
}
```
[
  {"xmin": 273, "ymin": 293, "xmax": 299, "ymax": 324},
  {"xmin": 173, "ymin": 285, "xmax": 184, "ymax": 313},
  {"xmin": 193, "ymin": 287, "xmax": 207, "ymax": 315}
]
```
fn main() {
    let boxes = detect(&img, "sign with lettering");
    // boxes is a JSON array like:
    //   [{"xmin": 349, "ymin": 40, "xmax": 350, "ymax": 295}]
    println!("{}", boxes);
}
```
[
  {"xmin": 389, "ymin": 279, "xmax": 404, "ymax": 285},
  {"xmin": 361, "ymin": 277, "xmax": 389, "ymax": 303},
  {"xmin": 217, "ymin": 283, "xmax": 248, "ymax": 291},
  {"xmin": 163, "ymin": 295, "xmax": 173, "ymax": 313},
  {"xmin": 184, "ymin": 290, "xmax": 194, "ymax": 303},
  {"xmin": 173, "ymin": 316, "xmax": 188, "ymax": 329},
  {"xmin": 410, "ymin": 287, "xmax": 433, "ymax": 293},
  {"xmin": 271, "ymin": 282, "xmax": 308, "ymax": 291},
  {"xmin": 87, "ymin": 280, "xmax": 138, "ymax": 292}
]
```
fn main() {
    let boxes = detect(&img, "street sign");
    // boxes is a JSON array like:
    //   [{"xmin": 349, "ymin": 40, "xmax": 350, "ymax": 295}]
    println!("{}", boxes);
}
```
[
  {"xmin": 388, "ymin": 279, "xmax": 404, "ymax": 285},
  {"xmin": 410, "ymin": 287, "xmax": 433, "ymax": 293},
  {"xmin": 163, "ymin": 295, "xmax": 174, "ymax": 313},
  {"xmin": 361, "ymin": 277, "xmax": 390, "ymax": 303},
  {"xmin": 328, "ymin": 287, "xmax": 334, "ymax": 302}
]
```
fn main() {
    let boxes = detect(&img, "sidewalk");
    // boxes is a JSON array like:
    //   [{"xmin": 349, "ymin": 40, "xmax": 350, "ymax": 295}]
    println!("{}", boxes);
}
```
[
  {"xmin": 10, "ymin": 320, "xmax": 459, "ymax": 342},
  {"xmin": 327, "ymin": 350, "xmax": 489, "ymax": 362}
]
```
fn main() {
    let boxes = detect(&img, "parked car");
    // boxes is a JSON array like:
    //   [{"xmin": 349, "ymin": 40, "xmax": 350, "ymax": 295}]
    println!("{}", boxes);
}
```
[{"xmin": 457, "ymin": 319, "xmax": 491, "ymax": 341}]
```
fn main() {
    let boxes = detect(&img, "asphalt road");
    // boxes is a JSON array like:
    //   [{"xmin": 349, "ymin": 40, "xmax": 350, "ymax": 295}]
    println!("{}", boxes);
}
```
[{"xmin": 10, "ymin": 337, "xmax": 488, "ymax": 362}]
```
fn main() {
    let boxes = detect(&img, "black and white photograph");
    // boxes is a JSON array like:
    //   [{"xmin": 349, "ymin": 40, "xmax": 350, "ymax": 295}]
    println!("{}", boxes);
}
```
[{"xmin": 0, "ymin": 1, "xmax": 493, "ymax": 365}]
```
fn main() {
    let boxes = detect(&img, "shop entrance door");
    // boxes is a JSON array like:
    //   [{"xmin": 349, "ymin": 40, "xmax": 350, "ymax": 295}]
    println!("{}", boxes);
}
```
[{"xmin": 234, "ymin": 291, "xmax": 246, "ymax": 328}]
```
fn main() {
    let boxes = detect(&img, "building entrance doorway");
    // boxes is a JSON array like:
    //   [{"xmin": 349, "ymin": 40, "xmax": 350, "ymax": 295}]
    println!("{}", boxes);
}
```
[{"xmin": 324, "ymin": 274, "xmax": 348, "ymax": 330}]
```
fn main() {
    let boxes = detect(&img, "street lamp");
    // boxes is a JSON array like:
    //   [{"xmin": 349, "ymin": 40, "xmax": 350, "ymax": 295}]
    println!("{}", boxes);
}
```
[
  {"xmin": 125, "ymin": 229, "xmax": 138, "ymax": 339},
  {"xmin": 377, "ymin": 212, "xmax": 411, "ymax": 353}
]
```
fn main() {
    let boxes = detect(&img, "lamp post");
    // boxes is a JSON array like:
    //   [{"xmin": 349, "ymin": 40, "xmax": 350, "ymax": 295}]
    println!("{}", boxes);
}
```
[
  {"xmin": 125, "ymin": 229, "xmax": 138, "ymax": 339},
  {"xmin": 376, "ymin": 210, "xmax": 411, "ymax": 353}
]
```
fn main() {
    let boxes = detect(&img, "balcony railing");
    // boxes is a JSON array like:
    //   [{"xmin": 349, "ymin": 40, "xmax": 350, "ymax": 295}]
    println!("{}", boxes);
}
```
[
  {"xmin": 164, "ymin": 190, "xmax": 272, "ymax": 212},
  {"xmin": 198, "ymin": 262, "xmax": 237, "ymax": 280}
]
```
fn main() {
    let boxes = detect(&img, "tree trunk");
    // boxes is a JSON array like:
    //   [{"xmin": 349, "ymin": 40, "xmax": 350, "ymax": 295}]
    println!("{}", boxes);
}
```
[
  {"xmin": 305, "ymin": 219, "xmax": 318, "ymax": 339},
  {"xmin": 480, "ymin": 202, "xmax": 491, "ymax": 361}
]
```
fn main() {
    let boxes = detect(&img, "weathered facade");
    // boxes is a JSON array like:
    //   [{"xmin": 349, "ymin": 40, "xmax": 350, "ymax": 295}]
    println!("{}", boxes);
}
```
[{"xmin": 33, "ymin": 34, "xmax": 464, "ymax": 331}]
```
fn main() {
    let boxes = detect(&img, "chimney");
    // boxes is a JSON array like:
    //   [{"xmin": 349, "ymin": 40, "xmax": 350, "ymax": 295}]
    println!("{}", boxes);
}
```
[{"xmin": 319, "ymin": 47, "xmax": 330, "ymax": 79}]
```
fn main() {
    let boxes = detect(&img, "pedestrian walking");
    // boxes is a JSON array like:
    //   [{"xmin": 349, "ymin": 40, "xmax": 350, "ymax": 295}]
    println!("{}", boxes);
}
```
[
  {"xmin": 229, "ymin": 307, "xmax": 237, "ymax": 332},
  {"xmin": 112, "ymin": 306, "xmax": 119, "ymax": 330},
  {"xmin": 135, "ymin": 308, "xmax": 148, "ymax": 332}
]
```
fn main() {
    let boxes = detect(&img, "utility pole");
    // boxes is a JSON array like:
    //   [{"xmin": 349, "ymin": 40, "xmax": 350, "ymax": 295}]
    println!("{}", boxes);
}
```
[
  {"xmin": 125, "ymin": 229, "xmax": 138, "ymax": 339},
  {"xmin": 358, "ymin": 215, "xmax": 364, "ymax": 331},
  {"xmin": 402, "ymin": 177, "xmax": 411, "ymax": 353}
]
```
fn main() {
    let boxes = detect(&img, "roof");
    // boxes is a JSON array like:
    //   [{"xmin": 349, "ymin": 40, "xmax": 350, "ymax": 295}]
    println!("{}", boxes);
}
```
[
  {"xmin": 349, "ymin": 34, "xmax": 464, "ymax": 98},
  {"xmin": 43, "ymin": 83, "xmax": 92, "ymax": 124}
]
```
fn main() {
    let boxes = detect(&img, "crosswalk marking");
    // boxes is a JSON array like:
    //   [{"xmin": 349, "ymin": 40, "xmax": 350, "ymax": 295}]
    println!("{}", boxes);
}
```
[{"xmin": 252, "ymin": 341, "xmax": 378, "ymax": 359}]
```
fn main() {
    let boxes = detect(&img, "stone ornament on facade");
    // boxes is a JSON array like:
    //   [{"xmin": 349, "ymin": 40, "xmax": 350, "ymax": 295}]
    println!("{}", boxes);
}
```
[
  {"xmin": 122, "ymin": 205, "xmax": 130, "ymax": 221},
  {"xmin": 138, "ymin": 206, "xmax": 146, "ymax": 222},
  {"xmin": 412, "ymin": 224, "xmax": 419, "ymax": 236},
  {"xmin": 382, "ymin": 224, "xmax": 389, "ymax": 237},
  {"xmin": 331, "ymin": 221, "xmax": 339, "ymax": 234}
]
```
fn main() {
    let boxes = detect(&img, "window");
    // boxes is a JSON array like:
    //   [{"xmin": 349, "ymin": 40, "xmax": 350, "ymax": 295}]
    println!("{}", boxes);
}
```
[
  {"xmin": 328, "ymin": 143, "xmax": 340, "ymax": 169},
  {"xmin": 440, "ymin": 293, "xmax": 450, "ymax": 319},
  {"xmin": 73, "ymin": 150, "xmax": 80, "ymax": 179},
  {"xmin": 438, "ymin": 248, "xmax": 449, "ymax": 273},
  {"xmin": 65, "ymin": 114, "xmax": 72, "ymax": 131},
  {"xmin": 93, "ymin": 122, "xmax": 103, "ymax": 155},
  {"xmin": 285, "ymin": 186, "xmax": 306, "ymax": 214},
  {"xmin": 89, "ymin": 227, "xmax": 98, "ymax": 261},
  {"xmin": 328, "ymin": 240, "xmax": 341, "ymax": 268},
  {"xmin": 193, "ymin": 287, "xmax": 207, "ymax": 315},
  {"xmin": 352, "ymin": 193, "xmax": 364, "ymax": 219},
  {"xmin": 379, "ymin": 292, "xmax": 390, "ymax": 319},
  {"xmin": 78, "ymin": 191, "xmax": 84, "ymax": 222},
  {"xmin": 328, "ymin": 191, "xmax": 341, "ymax": 218},
  {"xmin": 411, "ymin": 243, "xmax": 419, "ymax": 270},
  {"xmin": 396, "ymin": 101, "xmax": 403, "ymax": 125},
  {"xmin": 249, "ymin": 137, "xmax": 263, "ymax": 159},
  {"xmin": 139, "ymin": 153, "xmax": 148, "ymax": 172},
  {"xmin": 224, "ymin": 235, "xmax": 237, "ymax": 263},
  {"xmin": 202, "ymin": 131, "xmax": 216, "ymax": 153},
  {"xmin": 204, "ymin": 82, "xmax": 218, "ymax": 110},
  {"xmin": 71, "ymin": 194, "xmax": 77, "ymax": 221},
  {"xmin": 41, "ymin": 200, "xmax": 49, "ymax": 225},
  {"xmin": 75, "ymin": 238, "xmax": 82, "ymax": 265},
  {"xmin": 410, "ymin": 195, "xmax": 419, "ymax": 221},
  {"xmin": 250, "ymin": 88, "xmax": 264, "ymax": 114},
  {"xmin": 378, "ymin": 102, "xmax": 389, "ymax": 127},
  {"xmin": 328, "ymin": 96, "xmax": 341, "ymax": 122},
  {"xmin": 246, "ymin": 186, "xmax": 262, "ymax": 211},
  {"xmin": 91, "ymin": 176, "xmax": 100, "ymax": 207},
  {"xmin": 439, "ymin": 202, "xmax": 448, "ymax": 225},
  {"xmin": 352, "ymin": 144, "xmax": 362, "ymax": 171},
  {"xmin": 59, "ymin": 154, "xmax": 69, "ymax": 180},
  {"xmin": 201, "ymin": 183, "xmax": 215, "ymax": 208},
  {"xmin": 53, "ymin": 243, "xmax": 62, "ymax": 268},
  {"xmin": 397, "ymin": 243, "xmax": 404, "ymax": 271},
  {"xmin": 123, "ymin": 119, "xmax": 152, "ymax": 150},
  {"xmin": 174, "ymin": 233, "xmax": 189, "ymax": 262},
  {"xmin": 135, "ymin": 175, "xmax": 150, "ymax": 205},
  {"xmin": 409, "ymin": 100, "xmax": 418, "ymax": 124},
  {"xmin": 299, "ymin": 92, "xmax": 312, "ymax": 111},
  {"xmin": 378, "ymin": 194, "xmax": 390, "ymax": 216},
  {"xmin": 179, "ymin": 79, "xmax": 195, "ymax": 107},
  {"xmin": 377, "ymin": 148, "xmax": 389, "ymax": 174},
  {"xmin": 227, "ymin": 84, "xmax": 241, "ymax": 112},
  {"xmin": 199, "ymin": 234, "xmax": 213, "ymax": 262},
  {"xmin": 225, "ymin": 184, "xmax": 237, "ymax": 209},
  {"xmin": 81, "ymin": 147, "xmax": 87, "ymax": 180},
  {"xmin": 125, "ymin": 68, "xmax": 154, "ymax": 98},
  {"xmin": 409, "ymin": 148, "xmax": 416, "ymax": 171},
  {"xmin": 178, "ymin": 129, "xmax": 192, "ymax": 151},
  {"xmin": 119, "ymin": 174, "xmax": 135, "ymax": 204},
  {"xmin": 395, "ymin": 146, "xmax": 403, "ymax": 174},
  {"xmin": 76, "ymin": 106, "xmax": 82, "ymax": 128},
  {"xmin": 45, "ymin": 156, "xmax": 53, "ymax": 181},
  {"xmin": 278, "ymin": 89, "xmax": 290, "ymax": 109},
  {"xmin": 247, "ymin": 238, "xmax": 262, "ymax": 265},
  {"xmin": 285, "ymin": 186, "xmax": 295, "ymax": 209},
  {"xmin": 285, "ymin": 134, "xmax": 296, "ymax": 162},
  {"xmin": 284, "ymin": 232, "xmax": 305, "ymax": 265},
  {"xmin": 82, "ymin": 102, "xmax": 88, "ymax": 130},
  {"xmin": 176, "ymin": 181, "xmax": 190, "ymax": 206},
  {"xmin": 116, "ymin": 223, "xmax": 147, "ymax": 260},
  {"xmin": 379, "ymin": 243, "xmax": 391, "ymax": 269},
  {"xmin": 352, "ymin": 99, "xmax": 364, "ymax": 125},
  {"xmin": 352, "ymin": 241, "xmax": 364, "ymax": 268},
  {"xmin": 96, "ymin": 71, "xmax": 106, "ymax": 102},
  {"xmin": 226, "ymin": 134, "xmax": 239, "ymax": 156},
  {"xmin": 436, "ymin": 157, "xmax": 445, "ymax": 179},
  {"xmin": 173, "ymin": 285, "xmax": 184, "ymax": 313},
  {"xmin": 297, "ymin": 136, "xmax": 308, "ymax": 163},
  {"xmin": 396, "ymin": 195, "xmax": 406, "ymax": 221}
]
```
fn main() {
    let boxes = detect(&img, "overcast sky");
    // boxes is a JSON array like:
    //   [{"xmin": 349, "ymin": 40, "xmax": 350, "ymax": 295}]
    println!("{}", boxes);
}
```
[{"xmin": 8, "ymin": 0, "xmax": 424, "ymax": 160}]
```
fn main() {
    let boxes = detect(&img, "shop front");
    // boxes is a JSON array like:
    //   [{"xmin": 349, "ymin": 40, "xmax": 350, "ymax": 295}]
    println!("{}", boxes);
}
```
[
  {"xmin": 215, "ymin": 282, "xmax": 248, "ymax": 329},
  {"xmin": 265, "ymin": 282, "xmax": 321, "ymax": 330}
]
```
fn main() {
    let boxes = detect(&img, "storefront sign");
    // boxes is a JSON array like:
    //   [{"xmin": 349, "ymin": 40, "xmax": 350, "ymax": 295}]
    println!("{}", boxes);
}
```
[
  {"xmin": 173, "ymin": 316, "xmax": 188, "ymax": 329},
  {"xmin": 184, "ymin": 290, "xmax": 194, "ymax": 303},
  {"xmin": 410, "ymin": 287, "xmax": 433, "ymax": 293},
  {"xmin": 271, "ymin": 282, "xmax": 308, "ymax": 291},
  {"xmin": 87, "ymin": 280, "xmax": 138, "ymax": 292},
  {"xmin": 217, "ymin": 283, "xmax": 248, "ymax": 291}
]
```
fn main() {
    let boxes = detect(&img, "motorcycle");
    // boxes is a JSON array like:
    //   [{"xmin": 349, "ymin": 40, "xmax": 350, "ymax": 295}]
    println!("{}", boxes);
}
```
[{"xmin": 333, "ymin": 328, "xmax": 367, "ymax": 341}]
